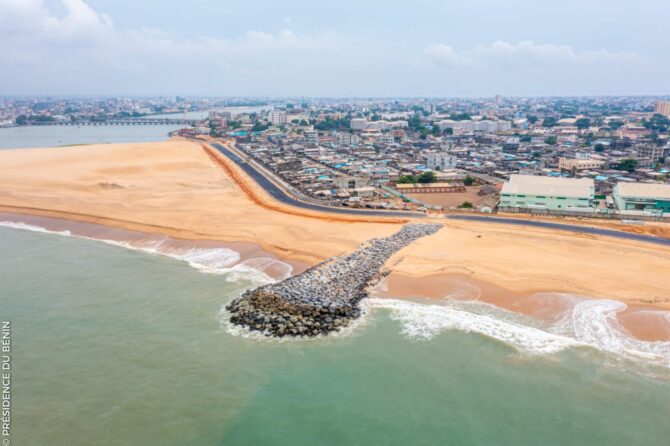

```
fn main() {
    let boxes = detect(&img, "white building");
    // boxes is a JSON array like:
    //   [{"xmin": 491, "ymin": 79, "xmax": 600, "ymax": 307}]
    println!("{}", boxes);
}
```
[
  {"xmin": 338, "ymin": 132, "xmax": 360, "ymax": 146},
  {"xmin": 426, "ymin": 152, "xmax": 458, "ymax": 171},
  {"xmin": 500, "ymin": 175, "xmax": 595, "ymax": 210},
  {"xmin": 350, "ymin": 118, "xmax": 369, "ymax": 130},
  {"xmin": 268, "ymin": 110, "xmax": 287, "ymax": 126},
  {"xmin": 304, "ymin": 130, "xmax": 318, "ymax": 146}
]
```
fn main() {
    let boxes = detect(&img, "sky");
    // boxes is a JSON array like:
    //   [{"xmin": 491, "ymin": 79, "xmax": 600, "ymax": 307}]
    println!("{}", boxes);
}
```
[{"xmin": 1, "ymin": 0, "xmax": 669, "ymax": 97}]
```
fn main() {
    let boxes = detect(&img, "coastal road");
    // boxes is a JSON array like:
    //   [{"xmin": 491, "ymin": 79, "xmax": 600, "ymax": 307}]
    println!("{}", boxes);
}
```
[
  {"xmin": 446, "ymin": 215, "xmax": 670, "ymax": 247},
  {"xmin": 209, "ymin": 142, "xmax": 670, "ymax": 246},
  {"xmin": 210, "ymin": 142, "xmax": 425, "ymax": 218}
]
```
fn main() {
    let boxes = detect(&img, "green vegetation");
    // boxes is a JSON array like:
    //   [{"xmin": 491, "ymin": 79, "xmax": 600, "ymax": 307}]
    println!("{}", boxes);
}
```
[
  {"xmin": 544, "ymin": 136, "xmax": 557, "ymax": 145},
  {"xmin": 575, "ymin": 118, "xmax": 591, "ymax": 129},
  {"xmin": 608, "ymin": 120, "xmax": 625, "ymax": 130},
  {"xmin": 408, "ymin": 115, "xmax": 425, "ymax": 131},
  {"xmin": 616, "ymin": 159, "xmax": 638, "ymax": 173},
  {"xmin": 542, "ymin": 117, "xmax": 558, "ymax": 128},
  {"xmin": 251, "ymin": 122, "xmax": 270, "ymax": 132},
  {"xmin": 520, "ymin": 135, "xmax": 532, "ymax": 142},
  {"xmin": 15, "ymin": 114, "xmax": 55, "ymax": 125},
  {"xmin": 463, "ymin": 175, "xmax": 475, "ymax": 186},
  {"xmin": 642, "ymin": 114, "xmax": 670, "ymax": 132},
  {"xmin": 449, "ymin": 113, "xmax": 472, "ymax": 121},
  {"xmin": 417, "ymin": 171, "xmax": 437, "ymax": 183},
  {"xmin": 396, "ymin": 171, "xmax": 437, "ymax": 184},
  {"xmin": 458, "ymin": 201, "xmax": 474, "ymax": 209},
  {"xmin": 396, "ymin": 175, "xmax": 417, "ymax": 184},
  {"xmin": 594, "ymin": 143, "xmax": 606, "ymax": 153},
  {"xmin": 526, "ymin": 115, "xmax": 539, "ymax": 125},
  {"xmin": 315, "ymin": 117, "xmax": 351, "ymax": 131}
]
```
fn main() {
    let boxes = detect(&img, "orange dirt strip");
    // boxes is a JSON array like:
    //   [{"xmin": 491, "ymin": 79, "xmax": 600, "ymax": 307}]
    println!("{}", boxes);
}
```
[{"xmin": 201, "ymin": 143, "xmax": 410, "ymax": 225}]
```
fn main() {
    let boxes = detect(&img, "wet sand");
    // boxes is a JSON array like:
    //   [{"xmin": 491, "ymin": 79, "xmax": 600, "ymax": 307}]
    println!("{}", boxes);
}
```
[
  {"xmin": 0, "ymin": 212, "xmax": 309, "ymax": 281},
  {"xmin": 1, "ymin": 140, "xmax": 669, "ymax": 337},
  {"xmin": 378, "ymin": 272, "xmax": 670, "ymax": 342}
]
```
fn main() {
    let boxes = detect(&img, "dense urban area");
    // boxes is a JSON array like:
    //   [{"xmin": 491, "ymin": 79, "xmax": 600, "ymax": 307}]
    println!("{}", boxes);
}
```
[{"xmin": 2, "ymin": 95, "xmax": 670, "ymax": 218}]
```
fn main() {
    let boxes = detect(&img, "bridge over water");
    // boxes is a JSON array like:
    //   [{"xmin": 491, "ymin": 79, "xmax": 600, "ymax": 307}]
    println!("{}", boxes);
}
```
[{"xmin": 29, "ymin": 118, "xmax": 200, "ymax": 126}]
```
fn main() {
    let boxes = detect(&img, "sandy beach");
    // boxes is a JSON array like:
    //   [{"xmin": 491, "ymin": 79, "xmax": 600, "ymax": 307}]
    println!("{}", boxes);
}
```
[{"xmin": 1, "ymin": 139, "xmax": 669, "ymax": 334}]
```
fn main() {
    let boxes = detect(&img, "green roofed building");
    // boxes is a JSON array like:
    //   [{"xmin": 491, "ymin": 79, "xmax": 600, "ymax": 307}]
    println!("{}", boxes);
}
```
[
  {"xmin": 500, "ymin": 175, "xmax": 595, "ymax": 210},
  {"xmin": 613, "ymin": 182, "xmax": 670, "ymax": 216}
]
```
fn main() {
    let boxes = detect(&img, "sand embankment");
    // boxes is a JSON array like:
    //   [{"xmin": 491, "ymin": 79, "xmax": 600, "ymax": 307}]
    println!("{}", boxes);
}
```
[{"xmin": 1, "ymin": 140, "xmax": 669, "ymax": 313}]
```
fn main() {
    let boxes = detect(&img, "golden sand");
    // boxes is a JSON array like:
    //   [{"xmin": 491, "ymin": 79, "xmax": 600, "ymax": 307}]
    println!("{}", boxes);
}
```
[{"xmin": 1, "ymin": 139, "xmax": 669, "ymax": 314}]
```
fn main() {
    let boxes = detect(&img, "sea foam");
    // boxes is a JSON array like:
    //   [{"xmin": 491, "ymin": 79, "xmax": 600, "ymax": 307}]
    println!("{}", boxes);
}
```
[
  {"xmin": 363, "ymin": 298, "xmax": 582, "ymax": 354},
  {"xmin": 0, "ymin": 220, "xmax": 291, "ymax": 284},
  {"xmin": 551, "ymin": 298, "xmax": 670, "ymax": 368}
]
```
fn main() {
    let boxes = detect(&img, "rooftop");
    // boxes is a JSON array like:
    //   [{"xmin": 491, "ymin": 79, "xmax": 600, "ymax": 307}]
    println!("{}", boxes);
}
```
[
  {"xmin": 502, "ymin": 174, "xmax": 594, "ymax": 198},
  {"xmin": 616, "ymin": 182, "xmax": 670, "ymax": 200}
]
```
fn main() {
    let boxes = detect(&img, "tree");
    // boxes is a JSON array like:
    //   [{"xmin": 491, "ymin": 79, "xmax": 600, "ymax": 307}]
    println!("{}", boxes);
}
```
[
  {"xmin": 642, "ymin": 114, "xmax": 670, "ymax": 133},
  {"xmin": 442, "ymin": 127, "xmax": 453, "ymax": 135},
  {"xmin": 449, "ymin": 113, "xmax": 471, "ymax": 121},
  {"xmin": 594, "ymin": 143, "xmax": 606, "ymax": 153},
  {"xmin": 542, "ymin": 117, "xmax": 558, "ymax": 128},
  {"xmin": 417, "ymin": 171, "xmax": 437, "ymax": 183},
  {"xmin": 617, "ymin": 159, "xmax": 638, "ymax": 173},
  {"xmin": 396, "ymin": 175, "xmax": 417, "ymax": 184},
  {"xmin": 458, "ymin": 201, "xmax": 473, "ymax": 209},
  {"xmin": 431, "ymin": 125, "xmax": 441, "ymax": 136},
  {"xmin": 520, "ymin": 135, "xmax": 532, "ymax": 142},
  {"xmin": 527, "ymin": 115, "xmax": 539, "ymax": 125},
  {"xmin": 609, "ymin": 120, "xmax": 625, "ymax": 130},
  {"xmin": 544, "ymin": 136, "xmax": 557, "ymax": 145},
  {"xmin": 251, "ymin": 122, "xmax": 269, "ymax": 132},
  {"xmin": 464, "ymin": 175, "xmax": 475, "ymax": 186},
  {"xmin": 16, "ymin": 115, "xmax": 27, "ymax": 125},
  {"xmin": 576, "ymin": 118, "xmax": 591, "ymax": 130}
]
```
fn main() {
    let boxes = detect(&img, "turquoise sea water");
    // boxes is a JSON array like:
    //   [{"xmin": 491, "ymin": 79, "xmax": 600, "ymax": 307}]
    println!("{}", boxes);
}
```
[{"xmin": 2, "ymin": 225, "xmax": 670, "ymax": 445}]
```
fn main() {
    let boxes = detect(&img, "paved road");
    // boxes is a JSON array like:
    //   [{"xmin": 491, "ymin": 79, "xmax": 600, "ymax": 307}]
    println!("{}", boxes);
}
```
[
  {"xmin": 211, "ymin": 143, "xmax": 670, "ymax": 246},
  {"xmin": 446, "ymin": 215, "xmax": 670, "ymax": 247},
  {"xmin": 211, "ymin": 143, "xmax": 424, "ymax": 218}
]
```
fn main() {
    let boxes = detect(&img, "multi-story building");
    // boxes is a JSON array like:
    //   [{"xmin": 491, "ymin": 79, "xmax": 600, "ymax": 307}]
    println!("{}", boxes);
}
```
[
  {"xmin": 268, "ymin": 110, "xmax": 287, "ymax": 126},
  {"xmin": 350, "ymin": 118, "xmax": 369, "ymax": 130},
  {"xmin": 654, "ymin": 101, "xmax": 670, "ymax": 117},
  {"xmin": 304, "ymin": 130, "xmax": 318, "ymax": 146},
  {"xmin": 500, "ymin": 175, "xmax": 595, "ymax": 210},
  {"xmin": 333, "ymin": 176, "xmax": 369, "ymax": 190},
  {"xmin": 426, "ymin": 152, "xmax": 457, "ymax": 171},
  {"xmin": 558, "ymin": 157, "xmax": 606, "ymax": 171},
  {"xmin": 635, "ymin": 144, "xmax": 668, "ymax": 163},
  {"xmin": 613, "ymin": 183, "xmax": 670, "ymax": 215}
]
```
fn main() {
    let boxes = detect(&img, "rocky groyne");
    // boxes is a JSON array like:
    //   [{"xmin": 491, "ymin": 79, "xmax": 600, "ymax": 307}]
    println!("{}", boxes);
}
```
[{"xmin": 227, "ymin": 223, "xmax": 442, "ymax": 337}]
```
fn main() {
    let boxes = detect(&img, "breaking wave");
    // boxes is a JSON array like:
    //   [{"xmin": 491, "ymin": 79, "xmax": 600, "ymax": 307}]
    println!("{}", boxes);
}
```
[
  {"xmin": 363, "ymin": 298, "xmax": 582, "ymax": 354},
  {"xmin": 0, "ymin": 220, "xmax": 291, "ymax": 284},
  {"xmin": 551, "ymin": 299, "xmax": 670, "ymax": 368}
]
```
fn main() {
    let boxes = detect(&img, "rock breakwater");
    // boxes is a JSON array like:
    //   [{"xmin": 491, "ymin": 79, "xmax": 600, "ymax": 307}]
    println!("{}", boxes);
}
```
[{"xmin": 227, "ymin": 223, "xmax": 442, "ymax": 337}]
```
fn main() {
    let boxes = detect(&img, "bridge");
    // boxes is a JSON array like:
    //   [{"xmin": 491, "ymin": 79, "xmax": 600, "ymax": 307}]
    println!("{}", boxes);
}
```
[{"xmin": 29, "ymin": 118, "xmax": 201, "ymax": 126}]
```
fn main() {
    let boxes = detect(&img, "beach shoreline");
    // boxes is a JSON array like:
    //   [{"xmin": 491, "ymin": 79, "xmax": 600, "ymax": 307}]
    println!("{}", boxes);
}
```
[{"xmin": 1, "ymin": 140, "xmax": 669, "ymax": 340}]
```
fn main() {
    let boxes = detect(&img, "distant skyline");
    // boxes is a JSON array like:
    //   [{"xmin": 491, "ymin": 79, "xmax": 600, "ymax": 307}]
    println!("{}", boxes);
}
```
[{"xmin": 1, "ymin": 0, "xmax": 669, "ymax": 97}]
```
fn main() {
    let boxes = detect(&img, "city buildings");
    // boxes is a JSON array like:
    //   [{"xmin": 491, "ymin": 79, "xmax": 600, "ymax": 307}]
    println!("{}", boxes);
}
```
[
  {"xmin": 654, "ymin": 101, "xmax": 670, "ymax": 117},
  {"xmin": 500, "ymin": 175, "xmax": 595, "ymax": 210},
  {"xmin": 558, "ymin": 157, "xmax": 606, "ymax": 172},
  {"xmin": 613, "ymin": 183, "xmax": 670, "ymax": 215},
  {"xmin": 426, "ymin": 152, "xmax": 457, "ymax": 171}
]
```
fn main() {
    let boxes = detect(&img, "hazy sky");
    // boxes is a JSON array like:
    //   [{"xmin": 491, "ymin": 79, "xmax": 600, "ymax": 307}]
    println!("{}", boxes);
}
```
[{"xmin": 1, "ymin": 0, "xmax": 668, "ymax": 97}]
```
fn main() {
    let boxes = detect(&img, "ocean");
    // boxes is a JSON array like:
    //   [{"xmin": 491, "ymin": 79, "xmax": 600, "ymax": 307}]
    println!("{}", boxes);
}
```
[{"xmin": 1, "ymin": 221, "xmax": 670, "ymax": 445}]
